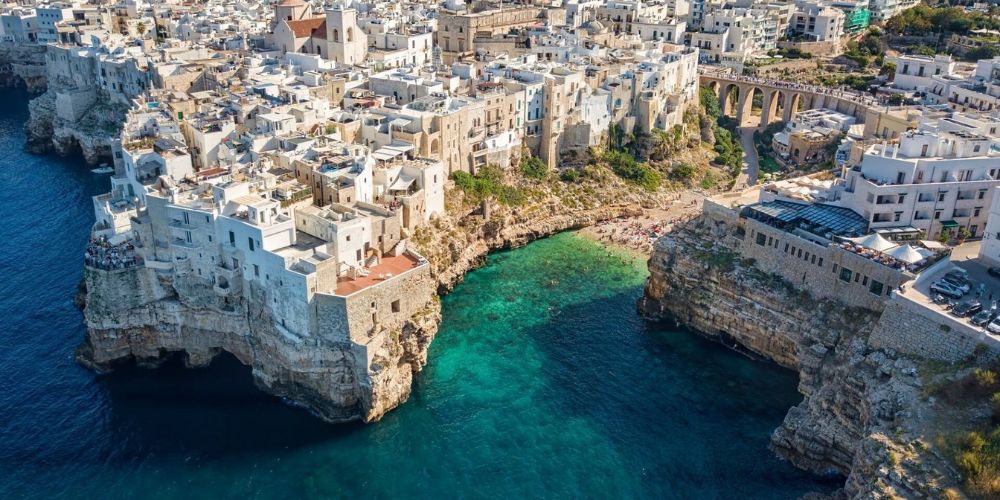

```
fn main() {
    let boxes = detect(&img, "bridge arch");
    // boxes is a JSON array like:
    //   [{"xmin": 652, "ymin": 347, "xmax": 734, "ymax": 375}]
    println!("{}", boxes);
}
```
[
  {"xmin": 706, "ymin": 80, "xmax": 720, "ymax": 98},
  {"xmin": 719, "ymin": 83, "xmax": 740, "ymax": 118}
]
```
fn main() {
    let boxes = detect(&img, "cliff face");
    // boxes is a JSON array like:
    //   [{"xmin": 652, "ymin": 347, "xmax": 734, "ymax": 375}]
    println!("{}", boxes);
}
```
[
  {"xmin": 639, "ymin": 215, "xmax": 958, "ymax": 498},
  {"xmin": 79, "ymin": 192, "xmax": 645, "ymax": 423},
  {"xmin": 78, "ymin": 267, "xmax": 440, "ymax": 423},
  {"xmin": 25, "ymin": 87, "xmax": 126, "ymax": 164},
  {"xmin": 415, "ymin": 200, "xmax": 644, "ymax": 293},
  {"xmin": 0, "ymin": 43, "xmax": 47, "ymax": 92}
]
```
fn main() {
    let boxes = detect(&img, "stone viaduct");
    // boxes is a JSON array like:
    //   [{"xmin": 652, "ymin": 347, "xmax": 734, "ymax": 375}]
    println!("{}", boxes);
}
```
[{"xmin": 699, "ymin": 72, "xmax": 882, "ymax": 131}]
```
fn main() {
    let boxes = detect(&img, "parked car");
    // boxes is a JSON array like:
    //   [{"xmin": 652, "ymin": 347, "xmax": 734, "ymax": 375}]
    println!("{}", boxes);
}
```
[
  {"xmin": 931, "ymin": 281, "xmax": 965, "ymax": 299},
  {"xmin": 989, "ymin": 317, "xmax": 1000, "ymax": 334},
  {"xmin": 988, "ymin": 267, "xmax": 1000, "ymax": 278},
  {"xmin": 972, "ymin": 309, "xmax": 995, "ymax": 327},
  {"xmin": 941, "ymin": 276, "xmax": 972, "ymax": 294},
  {"xmin": 947, "ymin": 268, "xmax": 970, "ymax": 282},
  {"xmin": 951, "ymin": 299, "xmax": 982, "ymax": 317},
  {"xmin": 932, "ymin": 293, "xmax": 955, "ymax": 308}
]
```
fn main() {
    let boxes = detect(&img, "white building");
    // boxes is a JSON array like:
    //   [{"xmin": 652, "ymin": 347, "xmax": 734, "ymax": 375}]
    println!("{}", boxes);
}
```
[{"xmin": 838, "ymin": 119, "xmax": 1000, "ymax": 239}]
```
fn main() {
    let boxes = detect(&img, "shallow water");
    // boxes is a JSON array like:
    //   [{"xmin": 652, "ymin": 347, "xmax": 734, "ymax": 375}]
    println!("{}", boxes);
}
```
[{"xmin": 0, "ymin": 88, "xmax": 837, "ymax": 498}]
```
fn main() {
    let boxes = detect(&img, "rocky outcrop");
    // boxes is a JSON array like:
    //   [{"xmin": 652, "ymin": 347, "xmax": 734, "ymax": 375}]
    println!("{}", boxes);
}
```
[
  {"xmin": 79, "ymin": 183, "xmax": 650, "ymax": 424},
  {"xmin": 25, "ymin": 87, "xmax": 125, "ymax": 164},
  {"xmin": 639, "ymin": 214, "xmax": 960, "ymax": 498},
  {"xmin": 0, "ymin": 42, "xmax": 122, "ymax": 163},
  {"xmin": 0, "ymin": 43, "xmax": 47, "ymax": 92},
  {"xmin": 416, "ymin": 201, "xmax": 644, "ymax": 293},
  {"xmin": 78, "ymin": 266, "xmax": 440, "ymax": 423}
]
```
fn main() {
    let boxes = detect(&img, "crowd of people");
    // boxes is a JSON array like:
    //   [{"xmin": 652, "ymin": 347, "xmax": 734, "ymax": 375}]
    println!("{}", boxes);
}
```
[
  {"xmin": 591, "ymin": 212, "xmax": 698, "ymax": 254},
  {"xmin": 85, "ymin": 236, "xmax": 142, "ymax": 271},
  {"xmin": 715, "ymin": 73, "xmax": 882, "ymax": 109}
]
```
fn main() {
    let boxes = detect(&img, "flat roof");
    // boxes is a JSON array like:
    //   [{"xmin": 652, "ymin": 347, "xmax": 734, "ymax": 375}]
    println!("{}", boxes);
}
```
[{"xmin": 334, "ymin": 253, "xmax": 422, "ymax": 296}]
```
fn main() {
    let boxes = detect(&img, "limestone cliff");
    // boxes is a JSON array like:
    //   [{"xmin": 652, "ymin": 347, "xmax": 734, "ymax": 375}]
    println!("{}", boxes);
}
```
[
  {"xmin": 78, "ymin": 266, "xmax": 440, "ymax": 423},
  {"xmin": 0, "ymin": 43, "xmax": 47, "ymax": 92},
  {"xmin": 0, "ymin": 42, "xmax": 124, "ymax": 164},
  {"xmin": 25, "ymin": 86, "xmax": 126, "ymax": 164},
  {"xmin": 639, "ymin": 215, "xmax": 961, "ymax": 498}
]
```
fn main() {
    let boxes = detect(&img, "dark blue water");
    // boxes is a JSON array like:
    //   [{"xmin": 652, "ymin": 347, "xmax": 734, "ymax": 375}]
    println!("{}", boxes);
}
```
[{"xmin": 0, "ymin": 88, "xmax": 837, "ymax": 498}]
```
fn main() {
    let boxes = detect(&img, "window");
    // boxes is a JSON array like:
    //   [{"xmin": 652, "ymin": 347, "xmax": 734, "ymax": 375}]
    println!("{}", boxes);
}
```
[
  {"xmin": 854, "ymin": 272, "xmax": 860, "ymax": 282},
  {"xmin": 862, "ymin": 276, "xmax": 868, "ymax": 286},
  {"xmin": 248, "ymin": 238, "xmax": 255, "ymax": 251},
  {"xmin": 818, "ymin": 258, "xmax": 823, "ymax": 267},
  {"xmin": 229, "ymin": 231, "xmax": 235, "ymax": 245},
  {"xmin": 784, "ymin": 243, "xmax": 789, "ymax": 252},
  {"xmin": 756, "ymin": 233, "xmax": 767, "ymax": 246},
  {"xmin": 804, "ymin": 251, "xmax": 810, "ymax": 261},
  {"xmin": 975, "ymin": 208, "xmax": 982, "ymax": 217},
  {"xmin": 938, "ymin": 192, "xmax": 946, "ymax": 202},
  {"xmin": 979, "ymin": 190, "xmax": 987, "ymax": 200},
  {"xmin": 253, "ymin": 264, "xmax": 259, "ymax": 277},
  {"xmin": 391, "ymin": 300, "xmax": 400, "ymax": 313},
  {"xmin": 839, "ymin": 267, "xmax": 852, "ymax": 282},
  {"xmin": 797, "ymin": 249, "xmax": 802, "ymax": 258},
  {"xmin": 869, "ymin": 280, "xmax": 884, "ymax": 295},
  {"xmin": 934, "ymin": 211, "xmax": 942, "ymax": 220}
]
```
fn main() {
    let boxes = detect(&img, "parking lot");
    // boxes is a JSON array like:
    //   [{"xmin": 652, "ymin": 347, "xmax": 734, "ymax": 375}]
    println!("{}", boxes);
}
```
[{"xmin": 903, "ymin": 242, "xmax": 1000, "ymax": 335}]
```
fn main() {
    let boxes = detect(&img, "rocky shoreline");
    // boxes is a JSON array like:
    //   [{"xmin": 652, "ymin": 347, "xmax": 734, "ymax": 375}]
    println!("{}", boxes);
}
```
[
  {"xmin": 77, "ymin": 196, "xmax": 650, "ymax": 424},
  {"xmin": 0, "ymin": 43, "xmax": 119, "ymax": 164},
  {"xmin": 638, "ymin": 213, "xmax": 961, "ymax": 498}
]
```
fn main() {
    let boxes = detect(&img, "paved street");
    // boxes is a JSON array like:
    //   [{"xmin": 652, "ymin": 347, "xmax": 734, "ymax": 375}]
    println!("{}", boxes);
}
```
[{"xmin": 732, "ymin": 125, "xmax": 760, "ymax": 189}]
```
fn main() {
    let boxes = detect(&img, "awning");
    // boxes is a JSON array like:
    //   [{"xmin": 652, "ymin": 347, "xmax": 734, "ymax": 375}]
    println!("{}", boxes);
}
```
[
  {"xmin": 940, "ymin": 220, "xmax": 960, "ymax": 229},
  {"xmin": 846, "ymin": 233, "xmax": 898, "ymax": 252},
  {"xmin": 389, "ymin": 175, "xmax": 416, "ymax": 191},
  {"xmin": 884, "ymin": 244, "xmax": 925, "ymax": 264}
]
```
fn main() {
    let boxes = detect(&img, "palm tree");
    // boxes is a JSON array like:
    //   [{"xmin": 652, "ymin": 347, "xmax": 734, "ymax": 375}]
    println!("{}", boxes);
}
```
[{"xmin": 137, "ymin": 22, "xmax": 147, "ymax": 36}]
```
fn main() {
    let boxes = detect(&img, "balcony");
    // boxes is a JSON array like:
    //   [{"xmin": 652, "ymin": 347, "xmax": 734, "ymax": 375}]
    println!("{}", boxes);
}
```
[{"xmin": 172, "ymin": 237, "xmax": 198, "ymax": 249}]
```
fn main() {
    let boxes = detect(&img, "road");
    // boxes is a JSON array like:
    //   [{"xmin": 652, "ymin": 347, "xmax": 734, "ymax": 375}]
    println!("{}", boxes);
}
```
[{"xmin": 736, "ymin": 125, "xmax": 760, "ymax": 189}]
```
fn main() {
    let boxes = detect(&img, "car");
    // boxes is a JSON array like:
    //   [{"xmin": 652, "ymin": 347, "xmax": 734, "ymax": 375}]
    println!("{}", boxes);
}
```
[
  {"xmin": 951, "ymin": 299, "xmax": 982, "ymax": 317},
  {"xmin": 940, "ymin": 276, "xmax": 972, "ymax": 294},
  {"xmin": 972, "ymin": 309, "xmax": 995, "ymax": 327},
  {"xmin": 988, "ymin": 317, "xmax": 1000, "ymax": 334},
  {"xmin": 931, "ymin": 281, "xmax": 965, "ymax": 299},
  {"xmin": 947, "ymin": 268, "xmax": 970, "ymax": 281},
  {"xmin": 989, "ymin": 267, "xmax": 1000, "ymax": 278},
  {"xmin": 932, "ymin": 293, "xmax": 953, "ymax": 306}
]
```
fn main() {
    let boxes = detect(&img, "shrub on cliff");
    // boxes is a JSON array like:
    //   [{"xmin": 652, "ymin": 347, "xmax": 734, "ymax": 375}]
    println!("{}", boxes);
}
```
[
  {"xmin": 519, "ymin": 156, "xmax": 548, "ymax": 180},
  {"xmin": 451, "ymin": 168, "xmax": 526, "ymax": 207},
  {"xmin": 603, "ymin": 150, "xmax": 660, "ymax": 191}
]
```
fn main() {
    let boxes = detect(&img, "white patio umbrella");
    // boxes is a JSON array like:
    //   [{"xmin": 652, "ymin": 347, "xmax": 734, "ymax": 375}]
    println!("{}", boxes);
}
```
[
  {"xmin": 884, "ymin": 244, "xmax": 925, "ymax": 264},
  {"xmin": 847, "ymin": 233, "xmax": 898, "ymax": 252}
]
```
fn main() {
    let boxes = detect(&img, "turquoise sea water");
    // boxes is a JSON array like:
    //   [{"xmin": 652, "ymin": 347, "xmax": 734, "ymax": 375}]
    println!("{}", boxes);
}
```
[{"xmin": 0, "ymin": 88, "xmax": 837, "ymax": 498}]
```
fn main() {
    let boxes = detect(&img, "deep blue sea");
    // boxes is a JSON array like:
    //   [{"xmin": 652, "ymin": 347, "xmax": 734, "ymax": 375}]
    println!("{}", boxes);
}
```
[{"xmin": 0, "ymin": 88, "xmax": 837, "ymax": 498}]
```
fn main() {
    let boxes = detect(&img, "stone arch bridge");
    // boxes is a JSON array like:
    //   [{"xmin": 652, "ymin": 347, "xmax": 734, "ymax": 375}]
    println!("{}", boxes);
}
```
[{"xmin": 699, "ymin": 73, "xmax": 881, "ymax": 127}]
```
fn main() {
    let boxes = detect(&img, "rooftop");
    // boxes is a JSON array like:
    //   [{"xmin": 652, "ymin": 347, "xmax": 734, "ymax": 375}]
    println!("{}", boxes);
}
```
[{"xmin": 334, "ymin": 253, "xmax": 422, "ymax": 296}]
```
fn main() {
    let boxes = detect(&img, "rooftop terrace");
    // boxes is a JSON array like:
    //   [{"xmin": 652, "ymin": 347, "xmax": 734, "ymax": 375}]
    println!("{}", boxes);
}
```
[{"xmin": 334, "ymin": 253, "xmax": 423, "ymax": 296}]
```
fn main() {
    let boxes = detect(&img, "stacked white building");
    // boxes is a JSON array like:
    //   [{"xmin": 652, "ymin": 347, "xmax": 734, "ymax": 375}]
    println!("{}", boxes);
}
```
[{"xmin": 836, "ymin": 112, "xmax": 1000, "ymax": 240}]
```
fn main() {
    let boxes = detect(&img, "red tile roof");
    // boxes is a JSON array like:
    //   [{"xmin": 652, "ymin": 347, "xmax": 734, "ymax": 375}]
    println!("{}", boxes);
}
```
[{"xmin": 286, "ymin": 18, "xmax": 326, "ymax": 39}]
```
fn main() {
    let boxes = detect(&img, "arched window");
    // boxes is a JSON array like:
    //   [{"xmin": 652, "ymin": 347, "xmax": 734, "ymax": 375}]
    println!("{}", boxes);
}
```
[
  {"xmin": 332, "ymin": 28, "xmax": 339, "ymax": 42},
  {"xmin": 347, "ymin": 28, "xmax": 353, "ymax": 42}
]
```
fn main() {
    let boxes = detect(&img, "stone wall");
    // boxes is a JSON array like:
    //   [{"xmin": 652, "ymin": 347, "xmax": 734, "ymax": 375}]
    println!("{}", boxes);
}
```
[
  {"xmin": 870, "ymin": 295, "xmax": 1000, "ymax": 362},
  {"xmin": 738, "ymin": 216, "xmax": 909, "ymax": 311}
]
